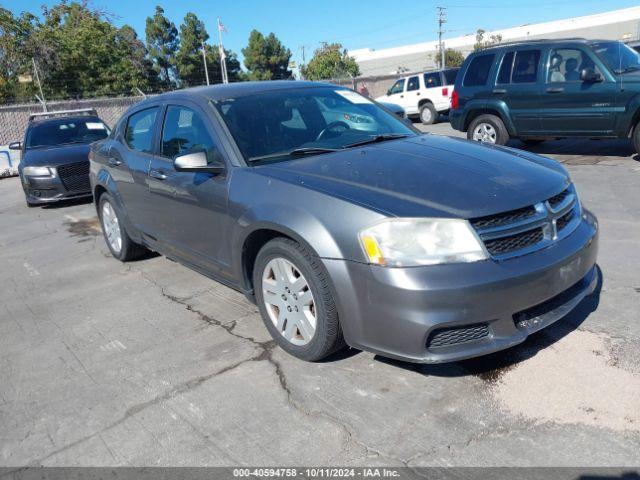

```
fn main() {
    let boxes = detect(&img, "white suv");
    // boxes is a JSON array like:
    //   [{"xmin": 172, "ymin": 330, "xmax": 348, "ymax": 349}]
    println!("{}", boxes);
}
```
[{"xmin": 376, "ymin": 68, "xmax": 459, "ymax": 125}]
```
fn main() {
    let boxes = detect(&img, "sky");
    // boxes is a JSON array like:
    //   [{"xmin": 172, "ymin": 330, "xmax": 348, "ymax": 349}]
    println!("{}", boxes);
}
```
[{"xmin": 5, "ymin": 0, "xmax": 639, "ymax": 69}]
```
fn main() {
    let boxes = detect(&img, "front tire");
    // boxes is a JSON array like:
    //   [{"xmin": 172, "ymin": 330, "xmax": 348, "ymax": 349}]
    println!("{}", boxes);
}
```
[
  {"xmin": 467, "ymin": 114, "xmax": 509, "ymax": 145},
  {"xmin": 419, "ymin": 102, "xmax": 438, "ymax": 125},
  {"xmin": 253, "ymin": 237, "xmax": 345, "ymax": 362},
  {"xmin": 98, "ymin": 193, "xmax": 147, "ymax": 262}
]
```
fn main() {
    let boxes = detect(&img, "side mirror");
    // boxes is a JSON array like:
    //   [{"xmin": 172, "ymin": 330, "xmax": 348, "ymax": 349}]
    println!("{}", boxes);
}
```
[
  {"xmin": 386, "ymin": 89, "xmax": 392, "ymax": 96},
  {"xmin": 8, "ymin": 141, "xmax": 22, "ymax": 150},
  {"xmin": 580, "ymin": 68, "xmax": 602, "ymax": 83},
  {"xmin": 174, "ymin": 150, "xmax": 225, "ymax": 174}
]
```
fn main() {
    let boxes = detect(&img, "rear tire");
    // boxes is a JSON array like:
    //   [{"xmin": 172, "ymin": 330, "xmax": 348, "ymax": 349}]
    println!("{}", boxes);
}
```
[
  {"xmin": 98, "ymin": 193, "xmax": 147, "ymax": 262},
  {"xmin": 467, "ymin": 114, "xmax": 509, "ymax": 145},
  {"xmin": 419, "ymin": 102, "xmax": 438, "ymax": 125},
  {"xmin": 253, "ymin": 237, "xmax": 345, "ymax": 362},
  {"xmin": 633, "ymin": 123, "xmax": 640, "ymax": 155}
]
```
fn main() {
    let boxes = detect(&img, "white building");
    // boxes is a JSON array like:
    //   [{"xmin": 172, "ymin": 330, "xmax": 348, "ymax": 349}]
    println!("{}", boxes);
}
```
[{"xmin": 350, "ymin": 7, "xmax": 640, "ymax": 76}]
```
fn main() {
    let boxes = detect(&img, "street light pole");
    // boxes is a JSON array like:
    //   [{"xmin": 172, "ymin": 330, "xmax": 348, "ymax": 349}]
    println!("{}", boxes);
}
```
[
  {"xmin": 201, "ymin": 40, "xmax": 210, "ymax": 86},
  {"xmin": 217, "ymin": 18, "xmax": 229, "ymax": 84},
  {"xmin": 437, "ymin": 6, "xmax": 446, "ymax": 69}
]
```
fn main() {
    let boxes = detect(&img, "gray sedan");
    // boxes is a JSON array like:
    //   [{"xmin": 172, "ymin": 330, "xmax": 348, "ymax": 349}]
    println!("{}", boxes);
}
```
[{"xmin": 90, "ymin": 81, "xmax": 598, "ymax": 363}]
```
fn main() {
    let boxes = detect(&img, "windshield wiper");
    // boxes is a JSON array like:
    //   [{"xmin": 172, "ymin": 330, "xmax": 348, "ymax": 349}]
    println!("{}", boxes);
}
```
[
  {"xmin": 342, "ymin": 133, "xmax": 410, "ymax": 149},
  {"xmin": 247, "ymin": 147, "xmax": 340, "ymax": 163}
]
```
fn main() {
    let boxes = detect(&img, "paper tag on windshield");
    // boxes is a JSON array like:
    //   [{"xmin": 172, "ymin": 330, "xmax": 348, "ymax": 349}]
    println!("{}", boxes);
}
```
[
  {"xmin": 335, "ymin": 90, "xmax": 373, "ymax": 104},
  {"xmin": 86, "ymin": 122, "xmax": 106, "ymax": 130}
]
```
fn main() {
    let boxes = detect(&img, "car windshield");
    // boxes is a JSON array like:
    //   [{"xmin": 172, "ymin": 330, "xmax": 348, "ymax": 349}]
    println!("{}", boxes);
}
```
[
  {"xmin": 591, "ymin": 41, "xmax": 640, "ymax": 74},
  {"xmin": 25, "ymin": 118, "xmax": 110, "ymax": 149},
  {"xmin": 212, "ymin": 86, "xmax": 417, "ymax": 164}
]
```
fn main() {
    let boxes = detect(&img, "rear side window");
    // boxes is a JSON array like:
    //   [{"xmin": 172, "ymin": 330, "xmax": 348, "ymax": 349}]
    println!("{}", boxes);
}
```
[
  {"xmin": 443, "ymin": 69, "xmax": 459, "ymax": 85},
  {"xmin": 497, "ymin": 52, "xmax": 514, "ymax": 84},
  {"xmin": 407, "ymin": 76, "xmax": 420, "ymax": 91},
  {"xmin": 125, "ymin": 108, "xmax": 158, "ymax": 153},
  {"xmin": 424, "ymin": 72, "xmax": 442, "ymax": 88},
  {"xmin": 512, "ymin": 50, "xmax": 541, "ymax": 83},
  {"xmin": 463, "ymin": 55, "xmax": 495, "ymax": 86}
]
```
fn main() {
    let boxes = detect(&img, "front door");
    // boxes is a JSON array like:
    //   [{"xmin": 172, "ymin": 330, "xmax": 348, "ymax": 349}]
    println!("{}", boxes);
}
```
[
  {"xmin": 539, "ymin": 47, "xmax": 617, "ymax": 136},
  {"xmin": 147, "ymin": 102, "xmax": 232, "ymax": 278},
  {"xmin": 384, "ymin": 78, "xmax": 406, "ymax": 109},
  {"xmin": 492, "ymin": 49, "xmax": 543, "ymax": 134}
]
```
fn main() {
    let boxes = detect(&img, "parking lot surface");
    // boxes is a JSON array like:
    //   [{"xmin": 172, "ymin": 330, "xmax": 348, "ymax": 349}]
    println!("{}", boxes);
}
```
[{"xmin": 1, "ymin": 123, "xmax": 640, "ymax": 466}]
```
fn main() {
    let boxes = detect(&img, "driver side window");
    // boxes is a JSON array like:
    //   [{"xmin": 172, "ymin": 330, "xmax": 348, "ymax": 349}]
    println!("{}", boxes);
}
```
[
  {"xmin": 547, "ymin": 48, "xmax": 602, "ymax": 83},
  {"xmin": 389, "ymin": 79, "xmax": 405, "ymax": 95},
  {"xmin": 161, "ymin": 106, "xmax": 217, "ymax": 163}
]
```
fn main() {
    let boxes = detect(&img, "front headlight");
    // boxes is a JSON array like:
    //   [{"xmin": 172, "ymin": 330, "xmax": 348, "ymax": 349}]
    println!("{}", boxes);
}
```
[
  {"xmin": 23, "ymin": 166, "xmax": 54, "ymax": 177},
  {"xmin": 359, "ymin": 218, "xmax": 488, "ymax": 267}
]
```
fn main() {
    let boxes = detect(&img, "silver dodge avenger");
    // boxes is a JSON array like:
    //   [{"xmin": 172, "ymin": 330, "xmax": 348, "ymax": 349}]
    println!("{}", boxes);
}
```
[{"xmin": 90, "ymin": 81, "xmax": 599, "ymax": 363}]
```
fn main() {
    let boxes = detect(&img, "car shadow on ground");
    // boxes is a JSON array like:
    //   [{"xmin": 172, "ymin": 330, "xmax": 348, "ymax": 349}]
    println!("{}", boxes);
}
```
[
  {"xmin": 510, "ymin": 138, "xmax": 635, "ymax": 160},
  {"xmin": 373, "ymin": 265, "xmax": 603, "ymax": 379}
]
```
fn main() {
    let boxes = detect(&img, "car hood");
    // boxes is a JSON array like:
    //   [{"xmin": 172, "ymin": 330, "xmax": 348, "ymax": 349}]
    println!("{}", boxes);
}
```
[
  {"xmin": 22, "ymin": 143, "xmax": 90, "ymax": 167},
  {"xmin": 256, "ymin": 135, "xmax": 570, "ymax": 218}
]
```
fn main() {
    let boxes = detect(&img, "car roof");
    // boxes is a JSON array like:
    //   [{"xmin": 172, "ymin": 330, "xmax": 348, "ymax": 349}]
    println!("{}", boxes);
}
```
[
  {"xmin": 136, "ymin": 80, "xmax": 343, "ymax": 106},
  {"xmin": 474, "ymin": 38, "xmax": 616, "ymax": 54}
]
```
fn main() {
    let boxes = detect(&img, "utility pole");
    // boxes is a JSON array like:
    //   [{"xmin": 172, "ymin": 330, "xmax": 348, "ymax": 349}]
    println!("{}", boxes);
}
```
[
  {"xmin": 201, "ymin": 40, "xmax": 210, "ymax": 86},
  {"xmin": 217, "ymin": 18, "xmax": 229, "ymax": 84},
  {"xmin": 299, "ymin": 45, "xmax": 307, "ymax": 80},
  {"xmin": 32, "ymin": 58, "xmax": 47, "ymax": 112},
  {"xmin": 437, "ymin": 6, "xmax": 446, "ymax": 69}
]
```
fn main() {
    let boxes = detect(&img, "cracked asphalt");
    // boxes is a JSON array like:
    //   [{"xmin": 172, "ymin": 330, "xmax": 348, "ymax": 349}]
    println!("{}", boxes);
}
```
[{"xmin": 1, "ymin": 123, "xmax": 639, "ymax": 467}]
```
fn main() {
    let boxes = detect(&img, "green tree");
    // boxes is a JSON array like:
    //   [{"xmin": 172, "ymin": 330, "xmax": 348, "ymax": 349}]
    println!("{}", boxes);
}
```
[
  {"xmin": 242, "ymin": 30, "xmax": 291, "ymax": 80},
  {"xmin": 301, "ymin": 43, "xmax": 360, "ymax": 80},
  {"xmin": 474, "ymin": 29, "xmax": 502, "ymax": 51},
  {"xmin": 176, "ymin": 12, "xmax": 208, "ymax": 87},
  {"xmin": 0, "ymin": 8, "xmax": 41, "ymax": 102},
  {"xmin": 435, "ymin": 48, "xmax": 465, "ymax": 68},
  {"xmin": 145, "ymin": 5, "xmax": 179, "ymax": 88}
]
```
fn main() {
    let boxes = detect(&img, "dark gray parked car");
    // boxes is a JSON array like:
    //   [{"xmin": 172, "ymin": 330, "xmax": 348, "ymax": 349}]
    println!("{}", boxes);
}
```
[
  {"xmin": 11, "ymin": 109, "xmax": 110, "ymax": 207},
  {"xmin": 90, "ymin": 81, "xmax": 599, "ymax": 363}
]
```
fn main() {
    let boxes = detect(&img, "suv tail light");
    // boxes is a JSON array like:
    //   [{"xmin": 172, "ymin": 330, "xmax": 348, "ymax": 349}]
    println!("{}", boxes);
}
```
[
  {"xmin": 442, "ymin": 87, "xmax": 448, "ymax": 96},
  {"xmin": 451, "ymin": 90, "xmax": 459, "ymax": 110}
]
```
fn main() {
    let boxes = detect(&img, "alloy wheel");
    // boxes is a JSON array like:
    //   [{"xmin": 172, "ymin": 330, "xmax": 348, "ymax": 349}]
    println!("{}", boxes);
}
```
[
  {"xmin": 472, "ymin": 123, "xmax": 497, "ymax": 143},
  {"xmin": 261, "ymin": 257, "xmax": 317, "ymax": 346},
  {"xmin": 101, "ymin": 201, "xmax": 122, "ymax": 254}
]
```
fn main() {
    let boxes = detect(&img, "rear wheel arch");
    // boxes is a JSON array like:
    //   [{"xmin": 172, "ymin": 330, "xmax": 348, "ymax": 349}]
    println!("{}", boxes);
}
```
[{"xmin": 464, "ymin": 108, "xmax": 508, "ymax": 132}]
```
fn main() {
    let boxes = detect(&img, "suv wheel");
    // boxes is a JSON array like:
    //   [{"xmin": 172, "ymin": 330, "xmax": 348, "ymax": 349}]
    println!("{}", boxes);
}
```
[
  {"xmin": 633, "ymin": 123, "xmax": 640, "ymax": 155},
  {"xmin": 468, "ymin": 114, "xmax": 509, "ymax": 145},
  {"xmin": 253, "ymin": 237, "xmax": 345, "ymax": 361},
  {"xmin": 98, "ymin": 193, "xmax": 147, "ymax": 262},
  {"xmin": 419, "ymin": 103, "xmax": 438, "ymax": 125}
]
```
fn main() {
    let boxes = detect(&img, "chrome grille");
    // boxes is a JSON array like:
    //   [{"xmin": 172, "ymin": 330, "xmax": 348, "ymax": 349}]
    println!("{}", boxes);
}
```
[{"xmin": 470, "ymin": 185, "xmax": 580, "ymax": 260}]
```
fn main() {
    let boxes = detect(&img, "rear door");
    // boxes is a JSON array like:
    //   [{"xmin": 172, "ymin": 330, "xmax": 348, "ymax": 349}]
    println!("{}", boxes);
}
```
[
  {"xmin": 423, "ymin": 71, "xmax": 448, "ymax": 111},
  {"xmin": 492, "ymin": 48, "xmax": 543, "ymax": 134},
  {"xmin": 539, "ymin": 46, "xmax": 617, "ymax": 135},
  {"xmin": 110, "ymin": 106, "xmax": 160, "ymax": 234}
]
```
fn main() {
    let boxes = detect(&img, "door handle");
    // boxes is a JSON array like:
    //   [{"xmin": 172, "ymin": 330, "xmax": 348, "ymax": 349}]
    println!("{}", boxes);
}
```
[
  {"xmin": 546, "ymin": 87, "xmax": 564, "ymax": 93},
  {"xmin": 400, "ymin": 95, "xmax": 404, "ymax": 98},
  {"xmin": 416, "ymin": 92, "xmax": 421, "ymax": 96},
  {"xmin": 149, "ymin": 170, "xmax": 167, "ymax": 180},
  {"xmin": 492, "ymin": 88, "xmax": 507, "ymax": 94},
  {"xmin": 108, "ymin": 157, "xmax": 122, "ymax": 166}
]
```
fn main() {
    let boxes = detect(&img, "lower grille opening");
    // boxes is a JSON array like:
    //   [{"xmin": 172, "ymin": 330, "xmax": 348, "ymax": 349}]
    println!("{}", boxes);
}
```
[
  {"xmin": 513, "ymin": 275, "xmax": 590, "ymax": 327},
  {"xmin": 426, "ymin": 322, "xmax": 490, "ymax": 349},
  {"xmin": 484, "ymin": 228, "xmax": 544, "ymax": 256}
]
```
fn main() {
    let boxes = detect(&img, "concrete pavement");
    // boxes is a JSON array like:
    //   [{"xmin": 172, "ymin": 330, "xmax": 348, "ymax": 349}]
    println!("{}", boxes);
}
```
[{"xmin": 1, "ymin": 125, "xmax": 639, "ymax": 466}]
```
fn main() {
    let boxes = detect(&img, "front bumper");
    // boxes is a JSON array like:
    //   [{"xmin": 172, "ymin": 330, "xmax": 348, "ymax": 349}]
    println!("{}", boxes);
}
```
[
  {"xmin": 324, "ymin": 210, "xmax": 599, "ymax": 363},
  {"xmin": 20, "ymin": 168, "xmax": 92, "ymax": 205}
]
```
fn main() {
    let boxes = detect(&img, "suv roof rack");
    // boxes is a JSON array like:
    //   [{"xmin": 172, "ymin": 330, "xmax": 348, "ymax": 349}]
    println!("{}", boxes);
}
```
[
  {"xmin": 487, "ymin": 37, "xmax": 588, "ymax": 48},
  {"xmin": 28, "ymin": 108, "xmax": 98, "ymax": 122}
]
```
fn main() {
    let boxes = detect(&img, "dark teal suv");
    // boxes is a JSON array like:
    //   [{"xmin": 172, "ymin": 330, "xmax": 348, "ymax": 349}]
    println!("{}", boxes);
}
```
[{"xmin": 450, "ymin": 39, "xmax": 640, "ymax": 153}]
